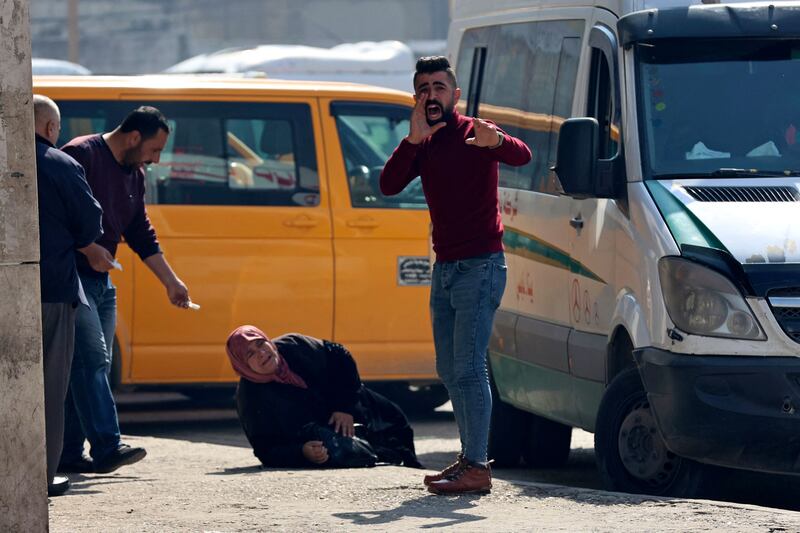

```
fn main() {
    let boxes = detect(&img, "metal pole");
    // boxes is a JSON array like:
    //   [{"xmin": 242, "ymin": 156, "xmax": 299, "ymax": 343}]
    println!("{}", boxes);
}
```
[{"xmin": 68, "ymin": 0, "xmax": 78, "ymax": 63}]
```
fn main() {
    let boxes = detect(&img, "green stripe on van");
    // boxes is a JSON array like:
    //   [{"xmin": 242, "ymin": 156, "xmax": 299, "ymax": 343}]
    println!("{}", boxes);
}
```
[
  {"xmin": 645, "ymin": 181, "xmax": 728, "ymax": 251},
  {"xmin": 503, "ymin": 227, "xmax": 606, "ymax": 284},
  {"xmin": 489, "ymin": 351, "xmax": 603, "ymax": 431}
]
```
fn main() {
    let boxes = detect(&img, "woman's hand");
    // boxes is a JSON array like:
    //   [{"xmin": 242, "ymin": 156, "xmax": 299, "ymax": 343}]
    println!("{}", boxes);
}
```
[
  {"xmin": 302, "ymin": 441, "xmax": 329, "ymax": 464},
  {"xmin": 329, "ymin": 411, "xmax": 355, "ymax": 437}
]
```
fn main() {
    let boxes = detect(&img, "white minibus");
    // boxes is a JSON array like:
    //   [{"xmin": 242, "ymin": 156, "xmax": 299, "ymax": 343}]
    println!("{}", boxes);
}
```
[{"xmin": 449, "ymin": 0, "xmax": 800, "ymax": 496}]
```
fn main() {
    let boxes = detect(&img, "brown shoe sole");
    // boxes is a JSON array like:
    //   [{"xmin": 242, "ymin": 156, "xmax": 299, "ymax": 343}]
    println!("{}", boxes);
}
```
[{"xmin": 427, "ymin": 485, "xmax": 491, "ymax": 495}]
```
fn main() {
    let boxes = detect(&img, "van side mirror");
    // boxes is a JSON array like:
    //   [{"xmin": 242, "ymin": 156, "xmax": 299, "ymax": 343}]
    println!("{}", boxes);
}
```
[{"xmin": 554, "ymin": 118, "xmax": 599, "ymax": 199}]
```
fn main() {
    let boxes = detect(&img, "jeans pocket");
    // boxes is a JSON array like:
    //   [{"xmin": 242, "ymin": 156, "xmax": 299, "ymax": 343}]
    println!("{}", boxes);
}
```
[
  {"xmin": 455, "ymin": 258, "xmax": 491, "ymax": 274},
  {"xmin": 490, "ymin": 262, "xmax": 508, "ymax": 309}
]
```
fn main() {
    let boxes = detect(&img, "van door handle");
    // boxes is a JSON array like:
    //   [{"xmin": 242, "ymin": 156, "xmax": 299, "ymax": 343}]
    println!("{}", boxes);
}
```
[
  {"xmin": 569, "ymin": 216, "xmax": 584, "ymax": 229},
  {"xmin": 284, "ymin": 216, "xmax": 318, "ymax": 228},
  {"xmin": 346, "ymin": 217, "xmax": 379, "ymax": 229}
]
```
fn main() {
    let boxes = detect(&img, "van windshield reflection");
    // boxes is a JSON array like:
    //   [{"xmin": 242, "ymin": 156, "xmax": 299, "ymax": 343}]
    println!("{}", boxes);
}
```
[{"xmin": 636, "ymin": 39, "xmax": 800, "ymax": 179}]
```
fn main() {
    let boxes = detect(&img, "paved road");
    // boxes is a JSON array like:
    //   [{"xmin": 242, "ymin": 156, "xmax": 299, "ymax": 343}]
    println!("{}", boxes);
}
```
[{"xmin": 115, "ymin": 391, "xmax": 800, "ymax": 512}]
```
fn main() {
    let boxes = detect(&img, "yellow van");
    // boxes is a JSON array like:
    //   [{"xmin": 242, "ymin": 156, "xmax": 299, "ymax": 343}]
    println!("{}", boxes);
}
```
[{"xmin": 33, "ymin": 75, "xmax": 444, "ymax": 409}]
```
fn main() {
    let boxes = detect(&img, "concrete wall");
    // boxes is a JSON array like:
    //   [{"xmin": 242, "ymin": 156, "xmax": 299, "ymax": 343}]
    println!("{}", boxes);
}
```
[
  {"xmin": 30, "ymin": 0, "xmax": 449, "ymax": 74},
  {"xmin": 0, "ymin": 0, "xmax": 47, "ymax": 530}
]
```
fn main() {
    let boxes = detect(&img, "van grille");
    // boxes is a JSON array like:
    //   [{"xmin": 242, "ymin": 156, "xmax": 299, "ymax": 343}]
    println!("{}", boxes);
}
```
[
  {"xmin": 767, "ymin": 288, "xmax": 800, "ymax": 343},
  {"xmin": 684, "ymin": 186, "xmax": 799, "ymax": 202}
]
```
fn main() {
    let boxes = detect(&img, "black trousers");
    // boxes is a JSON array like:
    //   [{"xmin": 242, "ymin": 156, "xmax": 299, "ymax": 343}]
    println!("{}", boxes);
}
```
[{"xmin": 41, "ymin": 302, "xmax": 77, "ymax": 483}]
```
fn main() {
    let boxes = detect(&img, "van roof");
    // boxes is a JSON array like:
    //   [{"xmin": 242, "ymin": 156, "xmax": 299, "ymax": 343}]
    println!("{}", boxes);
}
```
[
  {"xmin": 449, "ymin": 0, "xmax": 783, "ymax": 21},
  {"xmin": 32, "ymin": 74, "xmax": 413, "ymax": 99}
]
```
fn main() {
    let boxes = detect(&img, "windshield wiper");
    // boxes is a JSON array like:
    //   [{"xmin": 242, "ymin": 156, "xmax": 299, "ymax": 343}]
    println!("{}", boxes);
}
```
[
  {"xmin": 653, "ymin": 168, "xmax": 798, "ymax": 179},
  {"xmin": 711, "ymin": 168, "xmax": 793, "ymax": 177}
]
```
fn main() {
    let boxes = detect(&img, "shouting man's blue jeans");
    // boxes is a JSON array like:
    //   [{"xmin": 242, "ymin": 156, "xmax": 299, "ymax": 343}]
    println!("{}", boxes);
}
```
[
  {"xmin": 430, "ymin": 251, "xmax": 507, "ymax": 464},
  {"xmin": 62, "ymin": 273, "xmax": 121, "ymax": 464}
]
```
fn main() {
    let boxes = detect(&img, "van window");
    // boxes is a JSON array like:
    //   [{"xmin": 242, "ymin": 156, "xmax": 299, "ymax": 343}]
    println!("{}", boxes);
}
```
[
  {"xmin": 588, "ymin": 48, "xmax": 619, "ymax": 159},
  {"xmin": 54, "ymin": 100, "xmax": 319, "ymax": 207},
  {"xmin": 637, "ymin": 39, "xmax": 800, "ymax": 178},
  {"xmin": 457, "ymin": 20, "xmax": 584, "ymax": 193},
  {"xmin": 331, "ymin": 102, "xmax": 426, "ymax": 209}
]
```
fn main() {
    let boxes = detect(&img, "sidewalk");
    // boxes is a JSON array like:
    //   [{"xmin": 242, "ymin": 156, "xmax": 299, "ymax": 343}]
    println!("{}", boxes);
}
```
[{"xmin": 48, "ymin": 432, "xmax": 800, "ymax": 532}]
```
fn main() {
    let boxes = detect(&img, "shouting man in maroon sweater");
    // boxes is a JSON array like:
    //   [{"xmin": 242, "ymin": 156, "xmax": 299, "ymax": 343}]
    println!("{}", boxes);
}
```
[{"xmin": 381, "ymin": 56, "xmax": 531, "ymax": 495}]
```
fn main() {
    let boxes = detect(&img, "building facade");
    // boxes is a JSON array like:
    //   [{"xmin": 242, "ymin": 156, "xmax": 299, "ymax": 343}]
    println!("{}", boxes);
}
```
[{"xmin": 31, "ymin": 0, "xmax": 449, "ymax": 75}]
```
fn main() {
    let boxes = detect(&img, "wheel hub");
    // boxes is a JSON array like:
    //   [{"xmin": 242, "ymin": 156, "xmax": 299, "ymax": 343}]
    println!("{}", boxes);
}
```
[{"xmin": 618, "ymin": 402, "xmax": 679, "ymax": 487}]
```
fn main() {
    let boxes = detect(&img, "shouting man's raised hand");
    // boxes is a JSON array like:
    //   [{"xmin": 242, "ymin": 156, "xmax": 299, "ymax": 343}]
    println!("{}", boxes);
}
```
[
  {"xmin": 406, "ymin": 93, "xmax": 447, "ymax": 145},
  {"xmin": 465, "ymin": 118, "xmax": 503, "ymax": 148}
]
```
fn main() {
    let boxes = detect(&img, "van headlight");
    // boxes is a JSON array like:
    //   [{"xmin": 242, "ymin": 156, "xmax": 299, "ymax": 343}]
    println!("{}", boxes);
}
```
[{"xmin": 658, "ymin": 257, "xmax": 764, "ymax": 340}]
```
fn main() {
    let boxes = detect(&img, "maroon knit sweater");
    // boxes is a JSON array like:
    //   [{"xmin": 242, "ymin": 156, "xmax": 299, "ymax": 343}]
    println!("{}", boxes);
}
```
[
  {"xmin": 62, "ymin": 134, "xmax": 161, "ymax": 278},
  {"xmin": 380, "ymin": 111, "xmax": 531, "ymax": 261}
]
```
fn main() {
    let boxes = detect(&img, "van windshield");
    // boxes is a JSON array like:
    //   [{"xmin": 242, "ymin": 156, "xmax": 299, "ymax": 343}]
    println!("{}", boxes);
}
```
[{"xmin": 636, "ymin": 39, "xmax": 800, "ymax": 179}]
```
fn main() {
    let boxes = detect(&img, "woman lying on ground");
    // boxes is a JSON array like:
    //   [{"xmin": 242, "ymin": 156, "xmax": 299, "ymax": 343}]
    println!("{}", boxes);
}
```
[{"xmin": 226, "ymin": 325, "xmax": 423, "ymax": 469}]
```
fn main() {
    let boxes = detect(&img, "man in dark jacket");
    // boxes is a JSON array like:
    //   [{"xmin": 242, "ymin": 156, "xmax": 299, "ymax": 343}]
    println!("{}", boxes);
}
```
[{"xmin": 33, "ymin": 94, "xmax": 103, "ymax": 496}]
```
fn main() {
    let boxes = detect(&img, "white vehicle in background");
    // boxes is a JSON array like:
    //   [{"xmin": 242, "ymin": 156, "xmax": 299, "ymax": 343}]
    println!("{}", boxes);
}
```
[
  {"xmin": 32, "ymin": 58, "xmax": 91, "ymax": 75},
  {"xmin": 449, "ymin": 0, "xmax": 800, "ymax": 496},
  {"xmin": 163, "ymin": 40, "xmax": 414, "ymax": 92}
]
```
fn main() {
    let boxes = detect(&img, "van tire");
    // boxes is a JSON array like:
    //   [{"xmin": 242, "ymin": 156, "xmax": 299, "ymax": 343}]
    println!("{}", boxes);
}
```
[
  {"xmin": 522, "ymin": 415, "xmax": 572, "ymax": 468},
  {"xmin": 488, "ymin": 371, "xmax": 528, "ymax": 467},
  {"xmin": 594, "ymin": 367, "xmax": 706, "ymax": 497}
]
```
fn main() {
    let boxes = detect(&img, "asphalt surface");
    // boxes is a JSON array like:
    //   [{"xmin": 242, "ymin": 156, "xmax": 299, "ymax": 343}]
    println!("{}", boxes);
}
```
[{"xmin": 115, "ymin": 391, "xmax": 800, "ymax": 512}]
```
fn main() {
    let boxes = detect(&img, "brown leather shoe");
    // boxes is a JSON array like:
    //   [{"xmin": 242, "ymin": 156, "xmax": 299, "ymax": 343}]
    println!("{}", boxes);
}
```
[
  {"xmin": 423, "ymin": 453, "xmax": 465, "ymax": 486},
  {"xmin": 427, "ymin": 461, "xmax": 492, "ymax": 495}
]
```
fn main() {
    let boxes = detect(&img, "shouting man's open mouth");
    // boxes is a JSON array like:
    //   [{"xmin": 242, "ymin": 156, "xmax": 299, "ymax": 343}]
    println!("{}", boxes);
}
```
[{"xmin": 426, "ymin": 100, "xmax": 444, "ymax": 124}]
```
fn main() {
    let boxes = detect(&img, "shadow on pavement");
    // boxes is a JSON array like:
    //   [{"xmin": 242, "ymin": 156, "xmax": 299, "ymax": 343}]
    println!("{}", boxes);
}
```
[
  {"xmin": 416, "ymin": 444, "xmax": 601, "ymax": 491},
  {"xmin": 707, "ymin": 466, "xmax": 800, "ymax": 511},
  {"xmin": 334, "ymin": 493, "xmax": 487, "ymax": 528},
  {"xmin": 62, "ymin": 474, "xmax": 156, "ymax": 496}
]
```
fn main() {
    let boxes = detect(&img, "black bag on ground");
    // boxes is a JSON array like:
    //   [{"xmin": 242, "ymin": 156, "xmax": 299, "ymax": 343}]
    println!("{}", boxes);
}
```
[{"xmin": 299, "ymin": 422, "xmax": 377, "ymax": 468}]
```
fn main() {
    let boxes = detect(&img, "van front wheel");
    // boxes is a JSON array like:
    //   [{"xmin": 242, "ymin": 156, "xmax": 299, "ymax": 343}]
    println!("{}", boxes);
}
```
[{"xmin": 594, "ymin": 367, "xmax": 706, "ymax": 497}]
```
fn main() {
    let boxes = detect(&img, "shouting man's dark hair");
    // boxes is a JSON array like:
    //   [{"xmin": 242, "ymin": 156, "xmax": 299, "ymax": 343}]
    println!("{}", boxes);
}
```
[
  {"xmin": 119, "ymin": 106, "xmax": 170, "ymax": 140},
  {"xmin": 413, "ymin": 56, "xmax": 458, "ymax": 89}
]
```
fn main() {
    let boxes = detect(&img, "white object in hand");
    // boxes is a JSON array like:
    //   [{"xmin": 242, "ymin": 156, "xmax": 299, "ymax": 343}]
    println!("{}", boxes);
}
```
[
  {"xmin": 187, "ymin": 302, "xmax": 201, "ymax": 310},
  {"xmin": 111, "ymin": 260, "xmax": 123, "ymax": 271}
]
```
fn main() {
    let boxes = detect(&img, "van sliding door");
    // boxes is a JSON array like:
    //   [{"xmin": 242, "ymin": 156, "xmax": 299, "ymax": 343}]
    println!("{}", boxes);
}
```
[
  {"xmin": 124, "ymin": 99, "xmax": 333, "ymax": 384},
  {"xmin": 458, "ymin": 18, "xmax": 588, "ymax": 426}
]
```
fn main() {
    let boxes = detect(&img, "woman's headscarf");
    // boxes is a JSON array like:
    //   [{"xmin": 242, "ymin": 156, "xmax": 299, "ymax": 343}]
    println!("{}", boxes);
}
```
[{"xmin": 225, "ymin": 325, "xmax": 307, "ymax": 388}]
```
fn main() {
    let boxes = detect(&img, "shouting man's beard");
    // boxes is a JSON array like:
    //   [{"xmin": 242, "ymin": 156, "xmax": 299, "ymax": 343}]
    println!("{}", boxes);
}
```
[{"xmin": 426, "ymin": 99, "xmax": 453, "ymax": 126}]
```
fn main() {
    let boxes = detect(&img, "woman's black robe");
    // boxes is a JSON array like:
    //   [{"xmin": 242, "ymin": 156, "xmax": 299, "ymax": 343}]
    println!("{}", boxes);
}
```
[{"xmin": 236, "ymin": 333, "xmax": 420, "ymax": 468}]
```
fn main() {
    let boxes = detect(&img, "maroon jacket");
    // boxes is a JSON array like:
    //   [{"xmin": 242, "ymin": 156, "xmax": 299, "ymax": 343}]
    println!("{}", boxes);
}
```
[
  {"xmin": 380, "ymin": 111, "xmax": 531, "ymax": 261},
  {"xmin": 62, "ymin": 134, "xmax": 161, "ymax": 277}
]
